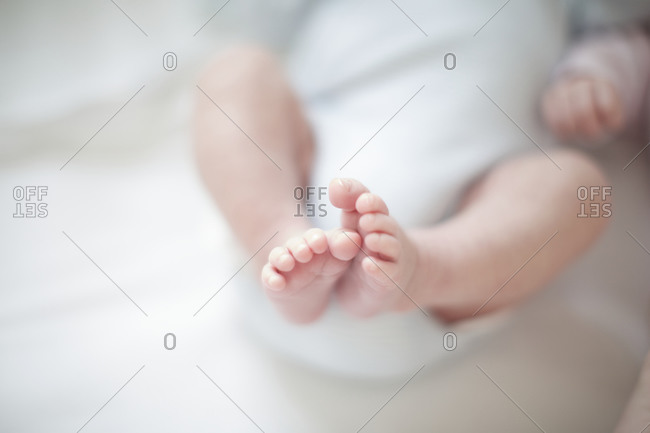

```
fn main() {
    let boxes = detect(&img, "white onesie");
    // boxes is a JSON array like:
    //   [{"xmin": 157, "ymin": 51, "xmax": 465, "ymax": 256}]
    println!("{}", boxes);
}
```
[{"xmin": 238, "ymin": 0, "xmax": 570, "ymax": 377}]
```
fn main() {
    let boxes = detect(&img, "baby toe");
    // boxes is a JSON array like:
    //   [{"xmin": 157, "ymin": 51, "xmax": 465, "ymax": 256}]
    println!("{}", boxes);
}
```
[
  {"xmin": 286, "ymin": 236, "xmax": 313, "ymax": 263},
  {"xmin": 329, "ymin": 178, "xmax": 370, "ymax": 211},
  {"xmin": 262, "ymin": 263, "xmax": 286, "ymax": 291},
  {"xmin": 304, "ymin": 228, "xmax": 328, "ymax": 254},
  {"xmin": 356, "ymin": 192, "xmax": 389, "ymax": 215},
  {"xmin": 358, "ymin": 213, "xmax": 399, "ymax": 236},
  {"xmin": 269, "ymin": 246, "xmax": 295, "ymax": 272},
  {"xmin": 364, "ymin": 232, "xmax": 401, "ymax": 261}
]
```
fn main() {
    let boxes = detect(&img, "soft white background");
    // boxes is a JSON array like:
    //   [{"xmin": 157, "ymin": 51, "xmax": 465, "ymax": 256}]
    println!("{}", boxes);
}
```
[{"xmin": 1, "ymin": 1, "xmax": 650, "ymax": 432}]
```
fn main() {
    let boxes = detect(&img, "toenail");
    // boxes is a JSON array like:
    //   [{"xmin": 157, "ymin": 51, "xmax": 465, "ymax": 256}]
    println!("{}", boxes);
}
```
[
  {"xmin": 338, "ymin": 178, "xmax": 351, "ymax": 190},
  {"xmin": 268, "ymin": 276, "xmax": 283, "ymax": 290}
]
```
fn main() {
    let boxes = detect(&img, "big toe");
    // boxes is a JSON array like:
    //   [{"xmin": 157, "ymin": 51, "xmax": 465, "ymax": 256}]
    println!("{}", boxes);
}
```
[{"xmin": 329, "ymin": 178, "xmax": 369, "ymax": 211}]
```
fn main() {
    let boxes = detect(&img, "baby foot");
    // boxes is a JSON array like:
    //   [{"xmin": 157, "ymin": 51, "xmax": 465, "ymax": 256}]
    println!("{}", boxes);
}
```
[
  {"xmin": 329, "ymin": 178, "xmax": 422, "ymax": 317},
  {"xmin": 261, "ymin": 227, "xmax": 361, "ymax": 323}
]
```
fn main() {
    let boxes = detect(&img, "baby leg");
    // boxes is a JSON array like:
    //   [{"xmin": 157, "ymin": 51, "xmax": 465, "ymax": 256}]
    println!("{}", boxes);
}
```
[
  {"xmin": 420, "ymin": 149, "xmax": 610, "ymax": 320},
  {"xmin": 194, "ymin": 46, "xmax": 359, "ymax": 323},
  {"xmin": 328, "ymin": 151, "xmax": 609, "ymax": 321},
  {"xmin": 194, "ymin": 45, "xmax": 313, "ymax": 250}
]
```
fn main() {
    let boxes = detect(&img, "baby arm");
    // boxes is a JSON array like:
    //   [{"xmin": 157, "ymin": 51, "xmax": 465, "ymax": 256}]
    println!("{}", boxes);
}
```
[{"xmin": 542, "ymin": 25, "xmax": 650, "ymax": 143}]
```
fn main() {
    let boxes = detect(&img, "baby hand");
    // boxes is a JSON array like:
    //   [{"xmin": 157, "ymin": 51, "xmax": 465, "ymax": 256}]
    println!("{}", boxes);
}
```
[{"xmin": 542, "ymin": 76, "xmax": 625, "ymax": 144}]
